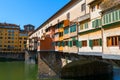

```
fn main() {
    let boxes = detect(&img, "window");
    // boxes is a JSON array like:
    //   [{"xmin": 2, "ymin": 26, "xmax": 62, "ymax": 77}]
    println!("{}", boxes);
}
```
[
  {"xmin": 91, "ymin": 6, "xmax": 95, "ymax": 12},
  {"xmin": 97, "ymin": 3, "xmax": 100, "ymax": 9},
  {"xmin": 73, "ymin": 40, "xmax": 76, "ymax": 46},
  {"xmin": 59, "ymin": 32, "xmax": 63, "ymax": 37},
  {"xmin": 103, "ymin": 9, "xmax": 120, "ymax": 25},
  {"xmin": 37, "ymin": 42, "xmax": 40, "ymax": 46},
  {"xmin": 4, "ymin": 45, "xmax": 7, "ymax": 47},
  {"xmin": 93, "ymin": 39, "xmax": 99, "ymax": 46},
  {"xmin": 92, "ymin": 19, "xmax": 101, "ymax": 28},
  {"xmin": 19, "ymin": 38, "xmax": 22, "ymax": 40},
  {"xmin": 89, "ymin": 39, "xmax": 102, "ymax": 47},
  {"xmin": 82, "ymin": 40, "xmax": 87, "ymax": 47},
  {"xmin": 64, "ymin": 27, "xmax": 69, "ymax": 34},
  {"xmin": 67, "ymin": 12, "xmax": 70, "ymax": 20},
  {"xmin": 81, "ymin": 3, "xmax": 86, "ymax": 11},
  {"xmin": 24, "ymin": 38, "xmax": 27, "ymax": 40},
  {"xmin": 55, "ymin": 33, "xmax": 59, "ymax": 38},
  {"xmin": 70, "ymin": 24, "xmax": 76, "ymax": 33},
  {"xmin": 107, "ymin": 36, "xmax": 119, "ymax": 46},
  {"xmin": 69, "ymin": 41, "xmax": 72, "ymax": 47},
  {"xmin": 0, "ymin": 37, "xmax": 3, "ymax": 39},
  {"xmin": 59, "ymin": 41, "xmax": 63, "ymax": 47},
  {"xmin": 24, "ymin": 41, "xmax": 26, "ymax": 44},
  {"xmin": 59, "ymin": 23, "xmax": 63, "ymax": 28},
  {"xmin": 64, "ymin": 41, "xmax": 68, "ymax": 46},
  {"xmin": 80, "ymin": 22, "xmax": 88, "ymax": 30},
  {"xmin": 8, "ymin": 37, "xmax": 11, "ymax": 39},
  {"xmin": 80, "ymin": 24, "xmax": 84, "ymax": 30}
]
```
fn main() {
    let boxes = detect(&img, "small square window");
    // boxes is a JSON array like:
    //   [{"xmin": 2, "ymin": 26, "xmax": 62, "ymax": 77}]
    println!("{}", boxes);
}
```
[{"xmin": 81, "ymin": 3, "xmax": 86, "ymax": 11}]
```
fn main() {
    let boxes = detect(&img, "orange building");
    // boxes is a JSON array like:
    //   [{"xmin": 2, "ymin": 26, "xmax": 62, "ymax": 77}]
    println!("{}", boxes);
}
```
[{"xmin": 37, "ymin": 26, "xmax": 55, "ymax": 51}]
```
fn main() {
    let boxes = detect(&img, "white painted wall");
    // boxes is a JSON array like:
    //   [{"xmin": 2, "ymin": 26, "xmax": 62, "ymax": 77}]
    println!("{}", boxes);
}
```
[{"xmin": 103, "ymin": 26, "xmax": 120, "ymax": 55}]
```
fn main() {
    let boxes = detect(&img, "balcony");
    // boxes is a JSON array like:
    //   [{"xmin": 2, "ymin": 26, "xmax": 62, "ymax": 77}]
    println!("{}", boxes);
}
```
[
  {"xmin": 102, "ymin": 9, "xmax": 120, "ymax": 26},
  {"xmin": 63, "ymin": 20, "xmax": 69, "ymax": 28},
  {"xmin": 78, "ymin": 13, "xmax": 90, "ymax": 22}
]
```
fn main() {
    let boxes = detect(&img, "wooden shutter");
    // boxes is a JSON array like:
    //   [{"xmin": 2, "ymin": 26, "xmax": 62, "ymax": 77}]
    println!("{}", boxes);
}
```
[
  {"xmin": 115, "ymin": 10, "xmax": 118, "ymax": 21},
  {"xmin": 89, "ymin": 40, "xmax": 93, "ymax": 48},
  {"xmin": 112, "ymin": 12, "xmax": 115, "ymax": 22},
  {"xmin": 70, "ymin": 41, "xmax": 72, "ymax": 47},
  {"xmin": 109, "ymin": 13, "xmax": 111, "ymax": 23},
  {"xmin": 79, "ymin": 41, "xmax": 82, "ymax": 48},
  {"xmin": 62, "ymin": 41, "xmax": 64, "ymax": 47},
  {"xmin": 76, "ymin": 40, "xmax": 78, "ymax": 47},
  {"xmin": 99, "ymin": 39, "xmax": 102, "ymax": 46},
  {"xmin": 92, "ymin": 21, "xmax": 95, "ymax": 28},
  {"xmin": 118, "ymin": 10, "xmax": 120, "ymax": 20}
]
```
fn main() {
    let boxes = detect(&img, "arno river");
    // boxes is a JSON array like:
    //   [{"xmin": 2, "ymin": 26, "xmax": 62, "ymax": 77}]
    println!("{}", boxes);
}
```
[{"xmin": 0, "ymin": 61, "xmax": 120, "ymax": 80}]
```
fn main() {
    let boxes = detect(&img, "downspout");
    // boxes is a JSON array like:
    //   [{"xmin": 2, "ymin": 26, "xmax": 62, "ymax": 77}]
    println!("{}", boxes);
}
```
[{"xmin": 101, "ymin": 13, "xmax": 104, "ymax": 55}]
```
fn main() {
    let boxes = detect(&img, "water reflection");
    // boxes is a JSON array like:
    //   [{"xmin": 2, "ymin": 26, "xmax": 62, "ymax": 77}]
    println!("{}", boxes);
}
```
[
  {"xmin": 0, "ymin": 60, "xmax": 120, "ymax": 80},
  {"xmin": 60, "ymin": 67, "xmax": 120, "ymax": 80},
  {"xmin": 113, "ymin": 68, "xmax": 120, "ymax": 80},
  {"xmin": 0, "ymin": 61, "xmax": 38, "ymax": 80},
  {"xmin": 24, "ymin": 63, "xmax": 38, "ymax": 80}
]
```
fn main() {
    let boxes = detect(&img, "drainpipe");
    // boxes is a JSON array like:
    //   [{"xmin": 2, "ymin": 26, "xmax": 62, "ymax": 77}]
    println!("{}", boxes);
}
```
[
  {"xmin": 100, "ymin": 12, "xmax": 104, "ymax": 55},
  {"xmin": 77, "ymin": 18, "xmax": 79, "ymax": 56},
  {"xmin": 101, "ymin": 21, "xmax": 104, "ymax": 54}
]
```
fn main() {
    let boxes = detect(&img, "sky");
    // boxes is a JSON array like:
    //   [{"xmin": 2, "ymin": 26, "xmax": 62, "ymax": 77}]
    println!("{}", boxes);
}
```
[{"xmin": 0, "ymin": 0, "xmax": 70, "ymax": 29}]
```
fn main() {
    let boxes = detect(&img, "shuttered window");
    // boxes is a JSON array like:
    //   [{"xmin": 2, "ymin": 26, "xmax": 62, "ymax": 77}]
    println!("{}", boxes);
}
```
[
  {"xmin": 78, "ymin": 41, "xmax": 82, "ymax": 48},
  {"xmin": 70, "ymin": 24, "xmax": 76, "ymax": 33},
  {"xmin": 89, "ymin": 40, "xmax": 93, "ymax": 48},
  {"xmin": 82, "ymin": 40, "xmax": 87, "ymax": 47},
  {"xmin": 103, "ymin": 9, "xmax": 120, "ymax": 25},
  {"xmin": 64, "ymin": 27, "xmax": 69, "ymax": 34},
  {"xmin": 64, "ymin": 41, "xmax": 68, "ymax": 46},
  {"xmin": 89, "ymin": 39, "xmax": 102, "ymax": 48},
  {"xmin": 85, "ymin": 23, "xmax": 88, "ymax": 29},
  {"xmin": 70, "ymin": 41, "xmax": 72, "ymax": 47},
  {"xmin": 59, "ymin": 23, "xmax": 63, "ymax": 28},
  {"xmin": 92, "ymin": 19, "xmax": 101, "ymax": 28},
  {"xmin": 107, "ymin": 36, "xmax": 119, "ymax": 46}
]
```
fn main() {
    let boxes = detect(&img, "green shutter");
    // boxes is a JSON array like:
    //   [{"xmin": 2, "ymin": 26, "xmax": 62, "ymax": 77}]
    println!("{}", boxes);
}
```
[
  {"xmin": 72, "ymin": 37, "xmax": 76, "ymax": 41},
  {"xmin": 112, "ymin": 12, "xmax": 115, "ymax": 22},
  {"xmin": 70, "ymin": 41, "xmax": 72, "ymax": 47},
  {"xmin": 85, "ymin": 23, "xmax": 88, "ymax": 29},
  {"xmin": 106, "ymin": 14, "xmax": 108, "ymax": 24},
  {"xmin": 70, "ymin": 26, "xmax": 72, "ymax": 33},
  {"xmin": 118, "ymin": 10, "xmax": 120, "ymax": 20},
  {"xmin": 89, "ymin": 40, "xmax": 93, "ymax": 48},
  {"xmin": 79, "ymin": 41, "xmax": 82, "ymax": 48},
  {"xmin": 57, "ymin": 42, "xmax": 59, "ymax": 46},
  {"xmin": 92, "ymin": 21, "xmax": 95, "ymax": 28},
  {"xmin": 76, "ymin": 40, "xmax": 78, "ymax": 47},
  {"xmin": 98, "ymin": 19, "xmax": 102, "ymax": 27},
  {"xmin": 74, "ymin": 25, "xmax": 76, "ymax": 32},
  {"xmin": 103, "ymin": 15, "xmax": 106, "ymax": 25},
  {"xmin": 68, "ymin": 41, "xmax": 70, "ymax": 47},
  {"xmin": 62, "ymin": 41, "xmax": 64, "ymax": 46},
  {"xmin": 115, "ymin": 10, "xmax": 118, "ymax": 21},
  {"xmin": 64, "ymin": 28, "xmax": 69, "ymax": 34},
  {"xmin": 109, "ymin": 13, "xmax": 111, "ymax": 23},
  {"xmin": 99, "ymin": 39, "xmax": 102, "ymax": 46}
]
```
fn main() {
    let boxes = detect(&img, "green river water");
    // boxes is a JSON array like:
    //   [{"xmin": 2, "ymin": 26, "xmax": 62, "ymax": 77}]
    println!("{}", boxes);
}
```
[
  {"xmin": 0, "ymin": 61, "xmax": 38, "ymax": 80},
  {"xmin": 0, "ymin": 61, "xmax": 120, "ymax": 80}
]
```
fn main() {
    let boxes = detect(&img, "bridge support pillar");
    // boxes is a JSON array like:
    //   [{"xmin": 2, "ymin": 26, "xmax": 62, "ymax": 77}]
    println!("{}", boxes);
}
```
[{"xmin": 38, "ymin": 51, "xmax": 62, "ymax": 79}]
